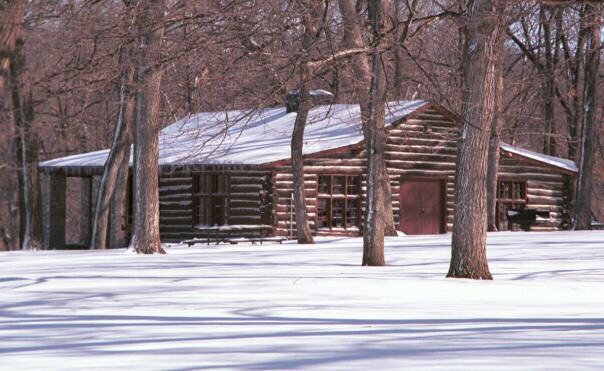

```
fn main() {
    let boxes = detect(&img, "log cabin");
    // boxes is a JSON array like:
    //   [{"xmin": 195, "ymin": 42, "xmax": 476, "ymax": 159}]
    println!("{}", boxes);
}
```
[{"xmin": 40, "ymin": 99, "xmax": 578, "ymax": 248}]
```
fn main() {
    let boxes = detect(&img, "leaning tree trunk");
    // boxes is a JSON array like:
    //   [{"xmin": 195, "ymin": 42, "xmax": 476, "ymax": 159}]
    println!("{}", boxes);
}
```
[
  {"xmin": 129, "ymin": 0, "xmax": 166, "ymax": 254},
  {"xmin": 90, "ymin": 60, "xmax": 134, "ymax": 250},
  {"xmin": 448, "ymin": 0, "xmax": 504, "ymax": 280},
  {"xmin": 291, "ymin": 86, "xmax": 315, "ymax": 244},
  {"xmin": 486, "ymin": 55, "xmax": 504, "ymax": 232},
  {"xmin": 109, "ymin": 147, "xmax": 131, "ymax": 248},
  {"xmin": 573, "ymin": 3, "xmax": 600, "ymax": 231},
  {"xmin": 11, "ymin": 38, "xmax": 43, "ymax": 251},
  {"xmin": 289, "ymin": 1, "xmax": 323, "ymax": 245}
]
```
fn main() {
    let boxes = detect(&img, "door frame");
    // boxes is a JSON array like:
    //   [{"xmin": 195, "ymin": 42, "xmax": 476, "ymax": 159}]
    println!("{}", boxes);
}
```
[{"xmin": 399, "ymin": 175, "xmax": 447, "ymax": 234}]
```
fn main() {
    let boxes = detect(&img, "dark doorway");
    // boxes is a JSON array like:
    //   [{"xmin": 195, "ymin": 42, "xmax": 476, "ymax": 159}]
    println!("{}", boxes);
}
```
[{"xmin": 399, "ymin": 178, "xmax": 445, "ymax": 235}]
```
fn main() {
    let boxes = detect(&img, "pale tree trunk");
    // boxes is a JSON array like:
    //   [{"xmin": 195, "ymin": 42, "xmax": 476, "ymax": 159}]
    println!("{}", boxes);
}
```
[
  {"xmin": 129, "ymin": 0, "xmax": 166, "ymax": 254},
  {"xmin": 573, "ymin": 4, "xmax": 600, "ymax": 231},
  {"xmin": 11, "ymin": 38, "xmax": 43, "ymax": 251},
  {"xmin": 90, "ymin": 55, "xmax": 134, "ymax": 250},
  {"xmin": 448, "ymin": 0, "xmax": 504, "ymax": 280},
  {"xmin": 109, "ymin": 149, "xmax": 131, "ymax": 248},
  {"xmin": 486, "ymin": 43, "xmax": 504, "ymax": 232},
  {"xmin": 338, "ymin": 0, "xmax": 397, "ymax": 245}
]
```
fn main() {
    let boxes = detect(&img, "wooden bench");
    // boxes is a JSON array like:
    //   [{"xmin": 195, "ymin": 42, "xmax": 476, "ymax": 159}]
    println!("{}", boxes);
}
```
[
  {"xmin": 183, "ymin": 236, "xmax": 286, "ymax": 247},
  {"xmin": 507, "ymin": 209, "xmax": 550, "ymax": 231},
  {"xmin": 183, "ymin": 224, "xmax": 281, "ymax": 246}
]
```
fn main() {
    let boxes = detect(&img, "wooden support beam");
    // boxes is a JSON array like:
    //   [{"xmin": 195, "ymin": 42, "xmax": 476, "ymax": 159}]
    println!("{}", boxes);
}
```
[{"xmin": 48, "ymin": 174, "xmax": 66, "ymax": 250}]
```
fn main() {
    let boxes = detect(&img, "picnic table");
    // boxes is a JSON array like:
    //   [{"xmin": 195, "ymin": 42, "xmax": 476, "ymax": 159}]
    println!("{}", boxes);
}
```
[{"xmin": 183, "ymin": 224, "xmax": 285, "ymax": 246}]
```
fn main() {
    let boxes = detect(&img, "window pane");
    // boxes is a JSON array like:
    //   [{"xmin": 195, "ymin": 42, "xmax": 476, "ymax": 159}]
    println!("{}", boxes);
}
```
[
  {"xmin": 513, "ymin": 182, "xmax": 524, "ymax": 200},
  {"xmin": 198, "ymin": 198, "xmax": 209, "ymax": 226},
  {"xmin": 332, "ymin": 199, "xmax": 344, "ymax": 227},
  {"xmin": 318, "ymin": 176, "xmax": 330, "ymax": 195},
  {"xmin": 346, "ymin": 199, "xmax": 358, "ymax": 227},
  {"xmin": 347, "ymin": 176, "xmax": 359, "ymax": 195},
  {"xmin": 333, "ymin": 176, "xmax": 344, "ymax": 195},
  {"xmin": 317, "ymin": 198, "xmax": 329, "ymax": 228},
  {"xmin": 211, "ymin": 197, "xmax": 226, "ymax": 225}
]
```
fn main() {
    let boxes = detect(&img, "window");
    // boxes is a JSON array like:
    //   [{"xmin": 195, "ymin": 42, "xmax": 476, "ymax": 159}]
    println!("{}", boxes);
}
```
[
  {"xmin": 317, "ymin": 175, "xmax": 361, "ymax": 230},
  {"xmin": 496, "ymin": 180, "xmax": 527, "ymax": 231},
  {"xmin": 193, "ymin": 173, "xmax": 230, "ymax": 226}
]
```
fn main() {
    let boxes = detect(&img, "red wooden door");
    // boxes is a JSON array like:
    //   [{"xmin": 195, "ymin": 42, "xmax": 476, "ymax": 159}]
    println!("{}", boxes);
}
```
[{"xmin": 399, "ymin": 179, "xmax": 444, "ymax": 235}]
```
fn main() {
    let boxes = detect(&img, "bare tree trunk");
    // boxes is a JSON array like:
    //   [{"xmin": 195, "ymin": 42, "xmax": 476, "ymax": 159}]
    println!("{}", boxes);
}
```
[
  {"xmin": 90, "ymin": 58, "xmax": 134, "ymax": 250},
  {"xmin": 291, "ymin": 87, "xmax": 315, "ymax": 244},
  {"xmin": 486, "ymin": 45, "xmax": 504, "ymax": 232},
  {"xmin": 362, "ymin": 0, "xmax": 392, "ymax": 266},
  {"xmin": 109, "ymin": 148, "xmax": 131, "ymax": 248},
  {"xmin": 129, "ymin": 0, "xmax": 166, "ymax": 254},
  {"xmin": 1, "ymin": 0, "xmax": 26, "ymax": 251},
  {"xmin": 573, "ymin": 4, "xmax": 600, "ymax": 231},
  {"xmin": 11, "ymin": 37, "xmax": 43, "ymax": 251},
  {"xmin": 448, "ymin": 0, "xmax": 504, "ymax": 280},
  {"xmin": 338, "ymin": 0, "xmax": 397, "ymax": 244},
  {"xmin": 289, "ymin": 1, "xmax": 324, "ymax": 245},
  {"xmin": 541, "ymin": 6, "xmax": 557, "ymax": 157}
]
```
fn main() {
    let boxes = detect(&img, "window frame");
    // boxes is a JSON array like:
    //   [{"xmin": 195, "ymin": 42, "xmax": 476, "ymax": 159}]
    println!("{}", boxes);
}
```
[
  {"xmin": 192, "ymin": 173, "xmax": 231, "ymax": 226},
  {"xmin": 496, "ymin": 179, "xmax": 528, "ymax": 231},
  {"xmin": 316, "ymin": 174, "xmax": 361, "ymax": 231}
]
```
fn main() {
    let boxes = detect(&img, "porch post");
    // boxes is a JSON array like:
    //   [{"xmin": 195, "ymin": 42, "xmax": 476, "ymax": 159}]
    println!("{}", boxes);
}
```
[
  {"xmin": 48, "ymin": 173, "xmax": 66, "ymax": 250},
  {"xmin": 80, "ymin": 177, "xmax": 92, "ymax": 246}
]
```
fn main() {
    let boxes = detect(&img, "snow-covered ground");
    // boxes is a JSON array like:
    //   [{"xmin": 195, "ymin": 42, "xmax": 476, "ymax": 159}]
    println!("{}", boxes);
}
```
[{"xmin": 2, "ymin": 231, "xmax": 604, "ymax": 370}]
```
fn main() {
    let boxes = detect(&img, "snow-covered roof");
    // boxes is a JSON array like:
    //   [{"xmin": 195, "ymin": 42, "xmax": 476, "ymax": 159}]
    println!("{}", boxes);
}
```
[
  {"xmin": 40, "ymin": 100, "xmax": 428, "ymax": 169},
  {"xmin": 500, "ymin": 142, "xmax": 577, "ymax": 174},
  {"xmin": 39, "ymin": 100, "xmax": 578, "ymax": 175}
]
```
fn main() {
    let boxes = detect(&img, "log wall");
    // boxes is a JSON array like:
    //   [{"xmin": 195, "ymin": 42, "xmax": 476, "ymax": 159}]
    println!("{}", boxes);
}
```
[
  {"xmin": 158, "ymin": 169, "xmax": 272, "ymax": 242},
  {"xmin": 269, "ymin": 106, "xmax": 571, "ymax": 236},
  {"xmin": 153, "ymin": 107, "xmax": 572, "ymax": 241}
]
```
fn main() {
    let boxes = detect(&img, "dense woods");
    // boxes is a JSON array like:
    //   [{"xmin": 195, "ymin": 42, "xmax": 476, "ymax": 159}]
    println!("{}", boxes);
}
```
[{"xmin": 1, "ymin": 1, "xmax": 602, "ymax": 276}]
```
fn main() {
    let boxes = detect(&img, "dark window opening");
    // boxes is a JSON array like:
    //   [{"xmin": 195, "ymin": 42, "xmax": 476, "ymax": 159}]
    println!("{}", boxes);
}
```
[
  {"xmin": 317, "ymin": 175, "xmax": 361, "ymax": 231},
  {"xmin": 193, "ymin": 173, "xmax": 230, "ymax": 226},
  {"xmin": 496, "ymin": 180, "xmax": 527, "ymax": 231}
]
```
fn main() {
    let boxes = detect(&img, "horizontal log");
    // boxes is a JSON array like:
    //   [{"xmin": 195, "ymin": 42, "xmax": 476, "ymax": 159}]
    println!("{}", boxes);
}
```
[
  {"xmin": 386, "ymin": 152, "xmax": 457, "ymax": 162},
  {"xmin": 160, "ymin": 201, "xmax": 192, "ymax": 207},
  {"xmin": 229, "ymin": 216, "xmax": 263, "ymax": 224},
  {"xmin": 386, "ymin": 160, "xmax": 456, "ymax": 171},
  {"xmin": 230, "ymin": 200, "xmax": 262, "ymax": 208},
  {"xmin": 231, "ymin": 184, "xmax": 263, "ymax": 193},
  {"xmin": 160, "ymin": 209, "xmax": 193, "ymax": 217},
  {"xmin": 160, "ymin": 194, "xmax": 190, "ymax": 202}
]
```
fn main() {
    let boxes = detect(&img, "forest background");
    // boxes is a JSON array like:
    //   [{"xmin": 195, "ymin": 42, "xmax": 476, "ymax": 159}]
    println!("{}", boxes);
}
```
[{"xmin": 1, "ymin": 0, "xmax": 602, "ymax": 251}]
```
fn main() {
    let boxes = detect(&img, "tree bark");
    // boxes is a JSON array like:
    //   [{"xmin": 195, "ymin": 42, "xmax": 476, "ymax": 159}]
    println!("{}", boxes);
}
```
[
  {"xmin": 540, "ymin": 6, "xmax": 558, "ymax": 157},
  {"xmin": 1, "ymin": 0, "xmax": 27, "ymax": 251},
  {"xmin": 362, "ymin": 0, "xmax": 392, "ymax": 266},
  {"xmin": 11, "ymin": 37, "xmax": 43, "ymax": 251},
  {"xmin": 90, "ymin": 57, "xmax": 134, "ymax": 250},
  {"xmin": 448, "ymin": 0, "xmax": 503, "ymax": 280},
  {"xmin": 486, "ymin": 41, "xmax": 504, "ymax": 232},
  {"xmin": 291, "ymin": 86, "xmax": 315, "ymax": 244},
  {"xmin": 573, "ymin": 4, "xmax": 600, "ymax": 231},
  {"xmin": 338, "ymin": 0, "xmax": 397, "ymax": 245},
  {"xmin": 129, "ymin": 0, "xmax": 166, "ymax": 254},
  {"xmin": 109, "ymin": 147, "xmax": 131, "ymax": 248}
]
